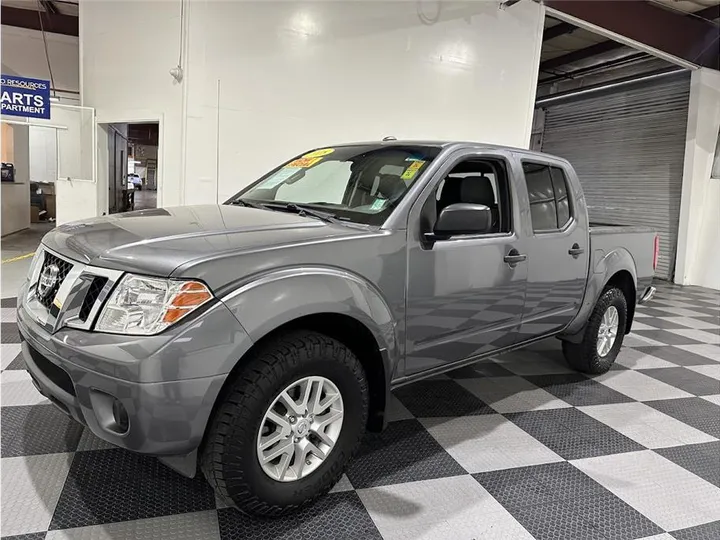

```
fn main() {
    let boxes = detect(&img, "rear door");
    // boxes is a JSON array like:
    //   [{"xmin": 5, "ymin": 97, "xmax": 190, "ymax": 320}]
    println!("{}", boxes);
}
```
[{"xmin": 515, "ymin": 156, "xmax": 589, "ymax": 341}]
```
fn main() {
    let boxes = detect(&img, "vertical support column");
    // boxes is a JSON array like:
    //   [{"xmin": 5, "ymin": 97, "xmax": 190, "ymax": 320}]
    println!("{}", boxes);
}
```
[{"xmin": 675, "ymin": 68, "xmax": 720, "ymax": 289}]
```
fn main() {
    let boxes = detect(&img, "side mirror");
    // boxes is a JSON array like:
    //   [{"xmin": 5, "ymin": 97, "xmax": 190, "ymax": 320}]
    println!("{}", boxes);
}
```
[{"xmin": 429, "ymin": 203, "xmax": 493, "ymax": 240}]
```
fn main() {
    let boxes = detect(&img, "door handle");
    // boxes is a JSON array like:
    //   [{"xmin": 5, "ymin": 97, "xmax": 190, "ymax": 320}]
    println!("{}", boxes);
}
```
[
  {"xmin": 504, "ymin": 249, "xmax": 527, "ymax": 268},
  {"xmin": 568, "ymin": 243, "xmax": 585, "ymax": 258}
]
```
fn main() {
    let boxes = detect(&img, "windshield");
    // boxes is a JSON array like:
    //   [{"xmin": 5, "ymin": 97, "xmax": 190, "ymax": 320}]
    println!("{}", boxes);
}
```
[{"xmin": 227, "ymin": 144, "xmax": 441, "ymax": 225}]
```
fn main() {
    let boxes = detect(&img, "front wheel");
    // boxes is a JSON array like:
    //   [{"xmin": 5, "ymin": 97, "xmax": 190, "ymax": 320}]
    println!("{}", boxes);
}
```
[
  {"xmin": 562, "ymin": 287, "xmax": 628, "ymax": 374},
  {"xmin": 201, "ymin": 331, "xmax": 368, "ymax": 516}
]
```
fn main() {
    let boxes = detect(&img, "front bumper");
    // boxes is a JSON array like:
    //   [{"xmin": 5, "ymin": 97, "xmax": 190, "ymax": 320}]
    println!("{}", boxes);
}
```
[{"xmin": 17, "ymin": 286, "xmax": 254, "ymax": 475}]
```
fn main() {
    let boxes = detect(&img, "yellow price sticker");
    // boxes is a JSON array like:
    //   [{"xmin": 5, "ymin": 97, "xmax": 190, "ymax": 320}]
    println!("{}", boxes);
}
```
[
  {"xmin": 286, "ymin": 157, "xmax": 322, "ymax": 168},
  {"xmin": 401, "ymin": 160, "xmax": 425, "ymax": 180},
  {"xmin": 302, "ymin": 148, "xmax": 335, "ymax": 159}
]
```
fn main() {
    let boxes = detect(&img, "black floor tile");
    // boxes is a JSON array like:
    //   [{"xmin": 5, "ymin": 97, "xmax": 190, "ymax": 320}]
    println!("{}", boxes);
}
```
[
  {"xmin": 647, "ymin": 398, "xmax": 720, "ymax": 438},
  {"xmin": 475, "ymin": 462, "xmax": 661, "ymax": 540},
  {"xmin": 1, "ymin": 323, "xmax": 21, "ymax": 344},
  {"xmin": 1, "ymin": 534, "xmax": 48, "ymax": 540},
  {"xmin": 217, "ymin": 491, "xmax": 382, "ymax": 540},
  {"xmin": 655, "ymin": 441, "xmax": 720, "ymax": 488},
  {"xmin": 671, "ymin": 520, "xmax": 720, "ymax": 540},
  {"xmin": 345, "ymin": 419, "xmax": 465, "ymax": 489},
  {"xmin": 50, "ymin": 448, "xmax": 216, "ymax": 529},
  {"xmin": 393, "ymin": 379, "xmax": 495, "ymax": 417},
  {"xmin": 634, "ymin": 346, "xmax": 717, "ymax": 367},
  {"xmin": 1, "ymin": 297, "xmax": 17, "ymax": 308},
  {"xmin": 639, "ymin": 367, "xmax": 720, "ymax": 396},
  {"xmin": 632, "ymin": 330, "xmax": 703, "ymax": 346},
  {"xmin": 525, "ymin": 374, "xmax": 634, "ymax": 406},
  {"xmin": 1, "ymin": 404, "xmax": 84, "ymax": 458},
  {"xmin": 507, "ymin": 408, "xmax": 644, "ymax": 460}
]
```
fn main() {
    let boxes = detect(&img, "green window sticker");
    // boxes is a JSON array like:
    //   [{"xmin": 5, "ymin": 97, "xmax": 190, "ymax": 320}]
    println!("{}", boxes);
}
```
[{"xmin": 370, "ymin": 198, "xmax": 386, "ymax": 211}]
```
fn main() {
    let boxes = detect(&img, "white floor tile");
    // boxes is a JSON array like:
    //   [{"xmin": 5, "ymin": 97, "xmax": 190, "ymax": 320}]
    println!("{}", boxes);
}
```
[
  {"xmin": 669, "ymin": 328, "xmax": 720, "ymax": 345},
  {"xmin": 701, "ymin": 394, "xmax": 720, "ymax": 407},
  {"xmin": 357, "ymin": 475, "xmax": 534, "ymax": 540},
  {"xmin": 615, "ymin": 348, "xmax": 677, "ymax": 370},
  {"xmin": 329, "ymin": 474, "xmax": 354, "ymax": 493},
  {"xmin": 1, "ymin": 343, "xmax": 22, "ymax": 370},
  {"xmin": 1, "ymin": 370, "xmax": 49, "ymax": 406},
  {"xmin": 678, "ymin": 344, "xmax": 720, "ymax": 362},
  {"xmin": 624, "ymin": 334, "xmax": 667, "ymax": 348},
  {"xmin": 422, "ymin": 415, "xmax": 563, "ymax": 473},
  {"xmin": 0, "ymin": 453, "xmax": 74, "ymax": 537},
  {"xmin": 1, "ymin": 307, "xmax": 17, "ymax": 323},
  {"xmin": 652, "ymin": 307, "xmax": 715, "ymax": 318},
  {"xmin": 687, "ymin": 364, "xmax": 720, "ymax": 381},
  {"xmin": 593, "ymin": 370, "xmax": 693, "ymax": 401},
  {"xmin": 45, "ymin": 510, "xmax": 221, "ymax": 540},
  {"xmin": 658, "ymin": 317, "xmax": 720, "ymax": 330},
  {"xmin": 572, "ymin": 450, "xmax": 720, "ymax": 531},
  {"xmin": 579, "ymin": 402, "xmax": 717, "ymax": 448},
  {"xmin": 458, "ymin": 376, "xmax": 571, "ymax": 413},
  {"xmin": 631, "ymin": 321, "xmax": 661, "ymax": 331}
]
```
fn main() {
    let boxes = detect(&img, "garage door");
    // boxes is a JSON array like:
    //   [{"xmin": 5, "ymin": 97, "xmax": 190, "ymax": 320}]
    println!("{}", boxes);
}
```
[{"xmin": 540, "ymin": 73, "xmax": 691, "ymax": 280}]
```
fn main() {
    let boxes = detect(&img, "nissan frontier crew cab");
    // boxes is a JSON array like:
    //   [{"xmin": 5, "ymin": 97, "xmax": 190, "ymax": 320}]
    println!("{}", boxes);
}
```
[{"xmin": 18, "ymin": 140, "xmax": 658, "ymax": 516}]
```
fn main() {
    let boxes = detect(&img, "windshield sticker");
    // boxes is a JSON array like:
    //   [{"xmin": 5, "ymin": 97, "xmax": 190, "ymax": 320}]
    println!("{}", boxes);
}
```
[
  {"xmin": 261, "ymin": 167, "xmax": 301, "ymax": 188},
  {"xmin": 370, "ymin": 198, "xmax": 386, "ymax": 211},
  {"xmin": 401, "ymin": 160, "xmax": 425, "ymax": 180},
  {"xmin": 302, "ymin": 148, "xmax": 335, "ymax": 159},
  {"xmin": 286, "ymin": 156, "xmax": 322, "ymax": 169}
]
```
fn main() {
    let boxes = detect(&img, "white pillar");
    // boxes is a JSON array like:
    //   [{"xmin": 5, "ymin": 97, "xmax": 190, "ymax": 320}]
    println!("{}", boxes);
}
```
[{"xmin": 674, "ymin": 68, "xmax": 720, "ymax": 290}]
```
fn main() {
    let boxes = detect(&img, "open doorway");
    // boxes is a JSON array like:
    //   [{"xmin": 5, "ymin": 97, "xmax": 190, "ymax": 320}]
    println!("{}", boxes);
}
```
[{"xmin": 103, "ymin": 121, "xmax": 158, "ymax": 214}]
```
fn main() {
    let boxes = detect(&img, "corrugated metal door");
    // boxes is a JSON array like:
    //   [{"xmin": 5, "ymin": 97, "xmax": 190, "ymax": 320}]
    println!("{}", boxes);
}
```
[{"xmin": 540, "ymin": 74, "xmax": 690, "ymax": 279}]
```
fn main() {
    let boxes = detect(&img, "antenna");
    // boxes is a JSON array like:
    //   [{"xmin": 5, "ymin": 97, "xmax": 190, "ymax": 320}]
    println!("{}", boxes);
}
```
[{"xmin": 382, "ymin": 136, "xmax": 397, "ymax": 141}]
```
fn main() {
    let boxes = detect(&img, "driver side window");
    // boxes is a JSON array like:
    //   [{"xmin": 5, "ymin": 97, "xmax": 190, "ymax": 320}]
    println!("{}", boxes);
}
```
[{"xmin": 423, "ymin": 158, "xmax": 512, "ymax": 236}]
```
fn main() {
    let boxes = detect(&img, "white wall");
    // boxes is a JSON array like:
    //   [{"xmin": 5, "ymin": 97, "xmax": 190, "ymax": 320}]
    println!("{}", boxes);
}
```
[
  {"xmin": 80, "ymin": 0, "xmax": 184, "ymax": 208},
  {"xmin": 80, "ymin": 1, "xmax": 544, "ymax": 208},
  {"xmin": 184, "ymin": 0, "xmax": 545, "ymax": 203},
  {"xmin": 1, "ymin": 25, "xmax": 79, "ymax": 102},
  {"xmin": 675, "ymin": 68, "xmax": 720, "ymax": 290}
]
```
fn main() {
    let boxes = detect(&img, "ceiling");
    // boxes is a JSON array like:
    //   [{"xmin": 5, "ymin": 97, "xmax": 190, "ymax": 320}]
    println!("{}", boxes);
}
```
[{"xmin": 540, "ymin": 0, "xmax": 720, "ymax": 84}]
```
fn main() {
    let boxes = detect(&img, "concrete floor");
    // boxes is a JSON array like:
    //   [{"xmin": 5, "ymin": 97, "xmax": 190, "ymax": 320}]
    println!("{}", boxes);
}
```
[
  {"xmin": 1, "ymin": 223, "xmax": 53, "ymax": 298},
  {"xmin": 134, "ymin": 189, "xmax": 157, "ymax": 210}
]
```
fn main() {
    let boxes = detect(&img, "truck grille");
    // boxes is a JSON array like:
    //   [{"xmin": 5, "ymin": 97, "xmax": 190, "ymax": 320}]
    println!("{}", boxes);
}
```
[
  {"xmin": 79, "ymin": 276, "xmax": 108, "ymax": 322},
  {"xmin": 37, "ymin": 252, "xmax": 73, "ymax": 309}
]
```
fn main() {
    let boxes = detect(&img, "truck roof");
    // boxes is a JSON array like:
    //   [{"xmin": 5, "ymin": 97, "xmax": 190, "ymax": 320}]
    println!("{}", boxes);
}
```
[{"xmin": 330, "ymin": 139, "xmax": 565, "ymax": 162}]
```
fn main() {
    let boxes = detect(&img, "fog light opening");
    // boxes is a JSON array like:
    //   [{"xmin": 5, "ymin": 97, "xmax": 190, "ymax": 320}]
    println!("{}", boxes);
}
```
[{"xmin": 112, "ymin": 399, "xmax": 130, "ymax": 433}]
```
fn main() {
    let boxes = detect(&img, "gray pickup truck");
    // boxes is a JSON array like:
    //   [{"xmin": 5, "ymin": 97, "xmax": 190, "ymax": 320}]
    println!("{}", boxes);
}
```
[{"xmin": 18, "ymin": 140, "xmax": 658, "ymax": 516}]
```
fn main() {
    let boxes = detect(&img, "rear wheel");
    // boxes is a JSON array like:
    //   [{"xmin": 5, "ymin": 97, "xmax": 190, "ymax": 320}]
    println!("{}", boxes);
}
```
[
  {"xmin": 201, "ymin": 331, "xmax": 368, "ymax": 516},
  {"xmin": 562, "ymin": 287, "xmax": 627, "ymax": 374}
]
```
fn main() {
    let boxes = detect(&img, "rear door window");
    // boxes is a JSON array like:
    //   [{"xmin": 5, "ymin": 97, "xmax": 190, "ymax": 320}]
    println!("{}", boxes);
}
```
[{"xmin": 522, "ymin": 162, "xmax": 572, "ymax": 232}]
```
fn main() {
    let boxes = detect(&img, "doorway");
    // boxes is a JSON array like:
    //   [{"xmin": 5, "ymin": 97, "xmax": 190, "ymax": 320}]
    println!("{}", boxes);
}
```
[{"xmin": 101, "ymin": 121, "xmax": 159, "ymax": 214}]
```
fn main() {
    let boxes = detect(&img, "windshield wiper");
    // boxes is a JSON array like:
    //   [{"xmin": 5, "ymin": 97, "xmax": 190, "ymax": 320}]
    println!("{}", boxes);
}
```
[
  {"xmin": 268, "ymin": 202, "xmax": 338, "ymax": 223},
  {"xmin": 229, "ymin": 198, "xmax": 266, "ymax": 210}
]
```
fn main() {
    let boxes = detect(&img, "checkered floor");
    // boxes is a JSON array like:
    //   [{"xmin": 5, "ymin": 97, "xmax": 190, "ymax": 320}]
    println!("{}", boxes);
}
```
[{"xmin": 1, "ymin": 282, "xmax": 719, "ymax": 540}]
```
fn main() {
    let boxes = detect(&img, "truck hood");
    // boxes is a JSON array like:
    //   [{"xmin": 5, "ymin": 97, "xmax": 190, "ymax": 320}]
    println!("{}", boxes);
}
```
[{"xmin": 43, "ymin": 205, "xmax": 370, "ymax": 277}]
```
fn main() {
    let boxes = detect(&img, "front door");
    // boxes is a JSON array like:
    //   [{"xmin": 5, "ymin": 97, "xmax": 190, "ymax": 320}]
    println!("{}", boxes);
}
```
[
  {"xmin": 404, "ymin": 153, "xmax": 528, "ymax": 376},
  {"xmin": 515, "ymin": 158, "xmax": 589, "ymax": 341}
]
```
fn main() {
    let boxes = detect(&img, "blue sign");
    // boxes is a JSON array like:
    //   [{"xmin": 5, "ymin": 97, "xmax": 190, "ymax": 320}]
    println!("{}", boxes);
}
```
[{"xmin": 1, "ymin": 75, "xmax": 51, "ymax": 119}]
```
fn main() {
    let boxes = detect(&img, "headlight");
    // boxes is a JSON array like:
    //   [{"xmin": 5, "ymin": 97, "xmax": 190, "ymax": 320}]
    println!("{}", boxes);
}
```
[{"xmin": 95, "ymin": 275, "xmax": 213, "ymax": 335}]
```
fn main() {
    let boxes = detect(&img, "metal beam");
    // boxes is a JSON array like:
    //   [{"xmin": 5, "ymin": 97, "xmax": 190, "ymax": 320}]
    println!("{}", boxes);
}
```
[
  {"xmin": 543, "ymin": 21, "xmax": 577, "ymax": 41},
  {"xmin": 539, "ymin": 52, "xmax": 650, "ymax": 85},
  {"xmin": 0, "ymin": 6, "xmax": 78, "ymax": 37},
  {"xmin": 545, "ymin": 0, "xmax": 719, "ymax": 70},
  {"xmin": 40, "ymin": 1, "xmax": 59, "ymax": 15},
  {"xmin": 694, "ymin": 5, "xmax": 720, "ymax": 21},
  {"xmin": 540, "ymin": 40, "xmax": 625, "ymax": 72}
]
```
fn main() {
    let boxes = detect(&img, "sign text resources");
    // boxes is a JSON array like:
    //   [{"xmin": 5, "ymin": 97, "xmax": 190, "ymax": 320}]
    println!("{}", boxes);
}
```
[{"xmin": 1, "ymin": 75, "xmax": 51, "ymax": 120}]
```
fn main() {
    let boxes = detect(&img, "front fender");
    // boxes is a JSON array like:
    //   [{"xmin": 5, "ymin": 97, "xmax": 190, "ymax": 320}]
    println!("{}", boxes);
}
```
[
  {"xmin": 219, "ymin": 266, "xmax": 401, "ymax": 379},
  {"xmin": 562, "ymin": 247, "xmax": 638, "ymax": 340}
]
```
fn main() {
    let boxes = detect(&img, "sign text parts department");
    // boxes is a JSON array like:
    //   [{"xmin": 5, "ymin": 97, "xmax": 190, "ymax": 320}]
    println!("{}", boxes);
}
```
[{"xmin": 1, "ymin": 75, "xmax": 51, "ymax": 120}]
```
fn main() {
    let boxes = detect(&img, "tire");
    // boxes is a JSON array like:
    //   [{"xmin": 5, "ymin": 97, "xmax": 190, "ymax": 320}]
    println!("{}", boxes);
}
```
[
  {"xmin": 562, "ymin": 287, "xmax": 628, "ymax": 375},
  {"xmin": 201, "ymin": 331, "xmax": 369, "ymax": 516}
]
